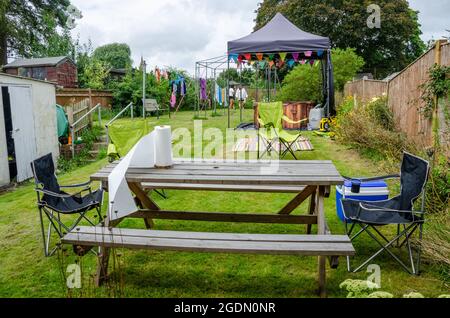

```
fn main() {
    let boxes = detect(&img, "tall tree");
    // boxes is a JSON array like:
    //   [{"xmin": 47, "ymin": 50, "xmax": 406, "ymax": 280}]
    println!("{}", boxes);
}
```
[
  {"xmin": 254, "ymin": 0, "xmax": 426, "ymax": 78},
  {"xmin": 92, "ymin": 43, "xmax": 132, "ymax": 70},
  {"xmin": 0, "ymin": 0, "xmax": 71, "ymax": 65}
]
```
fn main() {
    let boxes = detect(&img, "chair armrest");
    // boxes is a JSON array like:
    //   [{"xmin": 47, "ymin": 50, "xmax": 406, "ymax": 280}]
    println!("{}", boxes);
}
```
[
  {"xmin": 282, "ymin": 115, "xmax": 308, "ymax": 125},
  {"xmin": 35, "ymin": 188, "xmax": 74, "ymax": 198},
  {"xmin": 60, "ymin": 181, "xmax": 92, "ymax": 189},
  {"xmin": 342, "ymin": 174, "xmax": 400, "ymax": 182},
  {"xmin": 258, "ymin": 118, "xmax": 275, "ymax": 129},
  {"xmin": 359, "ymin": 203, "xmax": 424, "ymax": 215}
]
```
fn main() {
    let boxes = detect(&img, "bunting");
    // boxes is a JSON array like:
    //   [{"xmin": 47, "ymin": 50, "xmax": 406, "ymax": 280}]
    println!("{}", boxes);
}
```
[
  {"xmin": 287, "ymin": 59, "xmax": 295, "ymax": 68},
  {"xmin": 305, "ymin": 51, "xmax": 313, "ymax": 57},
  {"xmin": 244, "ymin": 53, "xmax": 252, "ymax": 61},
  {"xmin": 309, "ymin": 59, "xmax": 315, "ymax": 66},
  {"xmin": 229, "ymin": 54, "xmax": 238, "ymax": 63},
  {"xmin": 279, "ymin": 52, "xmax": 287, "ymax": 62},
  {"xmin": 269, "ymin": 60, "xmax": 275, "ymax": 68},
  {"xmin": 292, "ymin": 52, "xmax": 300, "ymax": 62},
  {"xmin": 259, "ymin": 60, "xmax": 266, "ymax": 69},
  {"xmin": 317, "ymin": 50, "xmax": 324, "ymax": 57},
  {"xmin": 301, "ymin": 59, "xmax": 307, "ymax": 65},
  {"xmin": 256, "ymin": 53, "xmax": 264, "ymax": 61},
  {"xmin": 268, "ymin": 54, "xmax": 275, "ymax": 61}
]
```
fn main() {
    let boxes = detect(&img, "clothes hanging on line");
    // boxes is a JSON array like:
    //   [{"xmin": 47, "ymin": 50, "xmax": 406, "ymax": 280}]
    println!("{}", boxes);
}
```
[
  {"xmin": 199, "ymin": 78, "xmax": 207, "ymax": 100},
  {"xmin": 235, "ymin": 87, "xmax": 248, "ymax": 102},
  {"xmin": 155, "ymin": 67, "xmax": 161, "ymax": 82},
  {"xmin": 222, "ymin": 88, "xmax": 226, "ymax": 106},
  {"xmin": 215, "ymin": 84, "xmax": 222, "ymax": 105}
]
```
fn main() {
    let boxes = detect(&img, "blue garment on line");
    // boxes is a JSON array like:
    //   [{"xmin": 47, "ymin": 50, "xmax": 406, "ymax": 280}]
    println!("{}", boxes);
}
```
[{"xmin": 216, "ymin": 84, "xmax": 222, "ymax": 105}]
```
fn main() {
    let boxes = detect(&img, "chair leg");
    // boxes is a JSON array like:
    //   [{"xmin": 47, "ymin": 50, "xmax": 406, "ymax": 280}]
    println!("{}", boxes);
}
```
[
  {"xmin": 347, "ymin": 223, "xmax": 420, "ymax": 274},
  {"xmin": 416, "ymin": 223, "xmax": 424, "ymax": 275},
  {"xmin": 38, "ymin": 208, "xmax": 48, "ymax": 257}
]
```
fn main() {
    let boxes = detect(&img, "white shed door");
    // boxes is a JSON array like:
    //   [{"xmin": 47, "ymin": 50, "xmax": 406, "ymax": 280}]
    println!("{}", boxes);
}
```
[{"xmin": 9, "ymin": 86, "xmax": 37, "ymax": 182}]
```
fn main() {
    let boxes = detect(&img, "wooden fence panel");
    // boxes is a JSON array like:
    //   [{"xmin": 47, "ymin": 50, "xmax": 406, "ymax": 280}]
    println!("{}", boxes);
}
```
[
  {"xmin": 343, "ymin": 79, "xmax": 387, "ymax": 103},
  {"xmin": 56, "ymin": 88, "xmax": 113, "ymax": 109},
  {"xmin": 343, "ymin": 41, "xmax": 449, "ymax": 150}
]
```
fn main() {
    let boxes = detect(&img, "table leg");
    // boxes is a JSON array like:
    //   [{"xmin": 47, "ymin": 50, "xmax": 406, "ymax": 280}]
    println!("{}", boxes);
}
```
[
  {"xmin": 128, "ymin": 182, "xmax": 160, "ymax": 229},
  {"xmin": 306, "ymin": 188, "xmax": 317, "ymax": 234},
  {"xmin": 95, "ymin": 218, "xmax": 121, "ymax": 287},
  {"xmin": 278, "ymin": 186, "xmax": 317, "ymax": 215},
  {"xmin": 316, "ymin": 186, "xmax": 327, "ymax": 298}
]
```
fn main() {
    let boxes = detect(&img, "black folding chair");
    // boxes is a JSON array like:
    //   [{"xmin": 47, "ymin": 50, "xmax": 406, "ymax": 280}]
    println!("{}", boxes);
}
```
[
  {"xmin": 341, "ymin": 152, "xmax": 430, "ymax": 275},
  {"xmin": 31, "ymin": 154, "xmax": 104, "ymax": 256}
]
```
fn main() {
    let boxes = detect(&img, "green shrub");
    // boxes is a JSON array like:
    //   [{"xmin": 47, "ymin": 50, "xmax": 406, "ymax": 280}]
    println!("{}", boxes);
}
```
[
  {"xmin": 278, "ymin": 48, "xmax": 365, "ymax": 102},
  {"xmin": 333, "ymin": 96, "xmax": 411, "ymax": 161}
]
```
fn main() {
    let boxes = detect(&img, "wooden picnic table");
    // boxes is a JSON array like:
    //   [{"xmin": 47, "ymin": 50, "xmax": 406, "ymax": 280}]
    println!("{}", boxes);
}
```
[{"xmin": 67, "ymin": 159, "xmax": 352, "ymax": 297}]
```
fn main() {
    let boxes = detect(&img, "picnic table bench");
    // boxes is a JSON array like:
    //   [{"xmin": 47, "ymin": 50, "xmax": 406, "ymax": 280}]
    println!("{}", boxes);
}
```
[{"xmin": 62, "ymin": 159, "xmax": 354, "ymax": 297}]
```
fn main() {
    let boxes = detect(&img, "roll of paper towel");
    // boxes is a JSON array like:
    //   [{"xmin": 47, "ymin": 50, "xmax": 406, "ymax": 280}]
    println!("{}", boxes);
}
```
[{"xmin": 154, "ymin": 126, "xmax": 173, "ymax": 168}]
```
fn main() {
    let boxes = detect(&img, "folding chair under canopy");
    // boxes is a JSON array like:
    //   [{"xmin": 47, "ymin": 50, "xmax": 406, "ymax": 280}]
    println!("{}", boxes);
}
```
[
  {"xmin": 341, "ymin": 152, "xmax": 430, "ymax": 275},
  {"xmin": 31, "ymin": 154, "xmax": 104, "ymax": 256},
  {"xmin": 257, "ymin": 102, "xmax": 307, "ymax": 160}
]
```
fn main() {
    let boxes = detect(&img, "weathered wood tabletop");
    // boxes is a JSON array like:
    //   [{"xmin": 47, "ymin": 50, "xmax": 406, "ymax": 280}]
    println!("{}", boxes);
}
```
[
  {"xmin": 90, "ymin": 159, "xmax": 345, "ymax": 297},
  {"xmin": 91, "ymin": 159, "xmax": 344, "ymax": 186}
]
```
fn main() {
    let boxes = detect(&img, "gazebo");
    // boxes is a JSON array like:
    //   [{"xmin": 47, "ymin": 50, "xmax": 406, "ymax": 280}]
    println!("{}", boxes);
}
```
[{"xmin": 227, "ymin": 13, "xmax": 335, "ymax": 127}]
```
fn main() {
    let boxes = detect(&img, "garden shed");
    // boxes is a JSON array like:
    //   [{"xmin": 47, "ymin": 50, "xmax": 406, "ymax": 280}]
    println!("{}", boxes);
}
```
[{"xmin": 0, "ymin": 73, "xmax": 59, "ymax": 187}]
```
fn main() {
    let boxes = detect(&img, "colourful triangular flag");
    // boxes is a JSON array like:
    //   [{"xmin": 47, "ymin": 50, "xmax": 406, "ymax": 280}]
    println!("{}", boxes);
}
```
[
  {"xmin": 279, "ymin": 52, "xmax": 287, "ymax": 62},
  {"xmin": 259, "ymin": 60, "xmax": 266, "ymax": 69},
  {"xmin": 309, "ymin": 59, "xmax": 315, "ymax": 66},
  {"xmin": 301, "ymin": 59, "xmax": 306, "ymax": 65},
  {"xmin": 229, "ymin": 54, "xmax": 238, "ymax": 63},
  {"xmin": 317, "ymin": 50, "xmax": 324, "ymax": 57},
  {"xmin": 269, "ymin": 60, "xmax": 275, "ymax": 68},
  {"xmin": 292, "ymin": 53, "xmax": 300, "ymax": 62},
  {"xmin": 287, "ymin": 60, "xmax": 295, "ymax": 68},
  {"xmin": 256, "ymin": 53, "xmax": 264, "ymax": 61},
  {"xmin": 268, "ymin": 54, "xmax": 275, "ymax": 61},
  {"xmin": 305, "ymin": 51, "xmax": 313, "ymax": 57},
  {"xmin": 244, "ymin": 53, "xmax": 252, "ymax": 61}
]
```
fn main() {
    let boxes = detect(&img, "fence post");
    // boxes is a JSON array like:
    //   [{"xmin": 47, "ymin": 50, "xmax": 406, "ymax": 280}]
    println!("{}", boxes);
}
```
[
  {"xmin": 131, "ymin": 103, "xmax": 134, "ymax": 119},
  {"xmin": 71, "ymin": 127, "xmax": 75, "ymax": 159}
]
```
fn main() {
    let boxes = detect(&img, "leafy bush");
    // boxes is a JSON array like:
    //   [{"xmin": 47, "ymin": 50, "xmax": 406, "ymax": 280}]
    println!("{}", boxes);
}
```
[
  {"xmin": 333, "ymin": 96, "xmax": 411, "ymax": 160},
  {"xmin": 278, "ymin": 48, "xmax": 365, "ymax": 102}
]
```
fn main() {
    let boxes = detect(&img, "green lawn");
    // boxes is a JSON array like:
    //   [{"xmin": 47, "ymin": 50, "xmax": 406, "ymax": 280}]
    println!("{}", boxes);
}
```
[{"xmin": 0, "ymin": 110, "xmax": 447, "ymax": 298}]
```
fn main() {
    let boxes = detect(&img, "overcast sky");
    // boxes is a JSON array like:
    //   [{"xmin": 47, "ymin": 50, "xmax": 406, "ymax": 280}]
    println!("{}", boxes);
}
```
[{"xmin": 70, "ymin": 0, "xmax": 449, "ymax": 74}]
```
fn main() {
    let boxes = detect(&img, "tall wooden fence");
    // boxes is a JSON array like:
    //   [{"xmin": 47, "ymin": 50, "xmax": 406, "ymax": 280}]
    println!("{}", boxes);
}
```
[
  {"xmin": 343, "ymin": 40, "xmax": 450, "ymax": 150},
  {"xmin": 344, "ymin": 79, "xmax": 388, "ymax": 103},
  {"xmin": 56, "ymin": 88, "xmax": 113, "ymax": 109}
]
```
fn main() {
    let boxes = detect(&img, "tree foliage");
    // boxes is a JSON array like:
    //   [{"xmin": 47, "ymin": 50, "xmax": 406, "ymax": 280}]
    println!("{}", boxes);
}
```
[
  {"xmin": 80, "ymin": 58, "xmax": 109, "ymax": 90},
  {"xmin": 31, "ymin": 11, "xmax": 75, "ymax": 59},
  {"xmin": 0, "ymin": 0, "xmax": 71, "ymax": 65},
  {"xmin": 278, "ymin": 48, "xmax": 364, "ymax": 102},
  {"xmin": 254, "ymin": 0, "xmax": 426, "ymax": 78},
  {"xmin": 92, "ymin": 43, "xmax": 132, "ymax": 69}
]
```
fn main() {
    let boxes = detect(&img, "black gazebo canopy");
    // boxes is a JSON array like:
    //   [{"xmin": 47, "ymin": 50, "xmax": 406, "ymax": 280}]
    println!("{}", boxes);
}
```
[{"xmin": 227, "ymin": 13, "xmax": 335, "ymax": 116}]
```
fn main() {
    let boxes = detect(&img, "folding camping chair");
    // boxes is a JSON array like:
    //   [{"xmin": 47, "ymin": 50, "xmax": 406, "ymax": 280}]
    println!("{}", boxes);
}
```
[
  {"xmin": 257, "ymin": 102, "xmax": 308, "ymax": 160},
  {"xmin": 341, "ymin": 152, "xmax": 430, "ymax": 275},
  {"xmin": 31, "ymin": 154, "xmax": 104, "ymax": 256}
]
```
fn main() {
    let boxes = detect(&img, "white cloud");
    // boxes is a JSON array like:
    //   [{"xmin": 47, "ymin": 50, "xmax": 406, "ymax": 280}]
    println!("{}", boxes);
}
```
[
  {"xmin": 70, "ymin": 0, "xmax": 260, "ymax": 74},
  {"xmin": 70, "ymin": 0, "xmax": 449, "ymax": 74}
]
